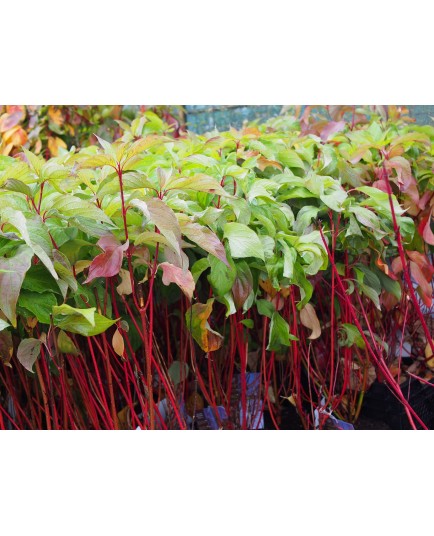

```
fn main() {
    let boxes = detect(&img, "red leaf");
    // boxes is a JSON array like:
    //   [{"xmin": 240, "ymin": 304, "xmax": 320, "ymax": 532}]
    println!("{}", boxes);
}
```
[
  {"xmin": 391, "ymin": 256, "xmax": 403, "ymax": 275},
  {"xmin": 410, "ymin": 261, "xmax": 432, "ymax": 308},
  {"xmin": 418, "ymin": 210, "xmax": 434, "ymax": 246},
  {"xmin": 418, "ymin": 191, "xmax": 432, "ymax": 211},
  {"xmin": 159, "ymin": 262, "xmax": 195, "ymax": 300},
  {"xmin": 372, "ymin": 179, "xmax": 389, "ymax": 193},
  {"xmin": 320, "ymin": 121, "xmax": 345, "ymax": 141},
  {"xmin": 6, "ymin": 105, "xmax": 25, "ymax": 119},
  {"xmin": 0, "ymin": 111, "xmax": 23, "ymax": 133},
  {"xmin": 385, "ymin": 157, "xmax": 412, "ymax": 186},
  {"xmin": 85, "ymin": 236, "xmax": 128, "ymax": 283},
  {"xmin": 407, "ymin": 251, "xmax": 434, "ymax": 281}
]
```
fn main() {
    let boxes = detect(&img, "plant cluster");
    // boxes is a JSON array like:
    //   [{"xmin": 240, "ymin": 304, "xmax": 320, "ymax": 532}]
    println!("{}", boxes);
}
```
[
  {"xmin": 0, "ymin": 105, "xmax": 433, "ymax": 429},
  {"xmin": 0, "ymin": 105, "xmax": 184, "ymax": 159}
]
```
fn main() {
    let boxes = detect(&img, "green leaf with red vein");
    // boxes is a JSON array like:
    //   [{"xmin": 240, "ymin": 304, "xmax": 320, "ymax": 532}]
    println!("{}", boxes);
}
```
[
  {"xmin": 50, "ymin": 195, "xmax": 113, "ymax": 225},
  {"xmin": 132, "ymin": 197, "xmax": 182, "ymax": 254},
  {"xmin": 0, "ymin": 245, "xmax": 33, "ymax": 327},
  {"xmin": 180, "ymin": 221, "xmax": 228, "ymax": 266},
  {"xmin": 165, "ymin": 174, "xmax": 229, "ymax": 196},
  {"xmin": 1, "ymin": 208, "xmax": 58, "ymax": 280}
]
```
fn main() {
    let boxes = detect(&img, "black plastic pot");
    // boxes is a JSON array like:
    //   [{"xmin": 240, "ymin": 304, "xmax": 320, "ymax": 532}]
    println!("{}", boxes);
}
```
[{"xmin": 361, "ymin": 377, "xmax": 434, "ymax": 430}]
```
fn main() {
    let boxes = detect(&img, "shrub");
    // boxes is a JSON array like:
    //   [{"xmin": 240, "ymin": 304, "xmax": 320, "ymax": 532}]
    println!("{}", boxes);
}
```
[{"xmin": 0, "ymin": 106, "xmax": 433, "ymax": 429}]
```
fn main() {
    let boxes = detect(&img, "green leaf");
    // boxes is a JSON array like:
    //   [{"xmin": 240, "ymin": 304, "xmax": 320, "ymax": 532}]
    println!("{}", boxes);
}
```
[
  {"xmin": 293, "ymin": 263, "xmax": 313, "ymax": 310},
  {"xmin": 53, "ymin": 310, "xmax": 118, "ymax": 337},
  {"xmin": 51, "ymin": 195, "xmax": 113, "ymax": 225},
  {"xmin": 223, "ymin": 223, "xmax": 265, "ymax": 261},
  {"xmin": 349, "ymin": 206, "xmax": 381, "ymax": 232},
  {"xmin": 23, "ymin": 149, "xmax": 44, "ymax": 177},
  {"xmin": 278, "ymin": 240, "xmax": 297, "ymax": 279},
  {"xmin": 345, "ymin": 214, "xmax": 363, "ymax": 237},
  {"xmin": 256, "ymin": 299, "xmax": 275, "ymax": 319},
  {"xmin": 0, "ymin": 319, "xmax": 10, "ymax": 331},
  {"xmin": 18, "ymin": 291, "xmax": 57, "ymax": 324},
  {"xmin": 339, "ymin": 324, "xmax": 366, "ymax": 349},
  {"xmin": 22, "ymin": 264, "xmax": 62, "ymax": 294},
  {"xmin": 277, "ymin": 149, "xmax": 305, "ymax": 170},
  {"xmin": 122, "ymin": 135, "xmax": 167, "ymax": 167},
  {"xmin": 59, "ymin": 239, "xmax": 93, "ymax": 265},
  {"xmin": 0, "ymin": 245, "xmax": 33, "ymax": 326},
  {"xmin": 216, "ymin": 292, "xmax": 237, "ymax": 317},
  {"xmin": 3, "ymin": 179, "xmax": 32, "ymax": 197},
  {"xmin": 0, "ymin": 155, "xmax": 15, "ymax": 171},
  {"xmin": 2, "ymin": 208, "xmax": 58, "ymax": 280},
  {"xmin": 208, "ymin": 255, "xmax": 236, "ymax": 296},
  {"xmin": 191, "ymin": 258, "xmax": 210, "ymax": 284},
  {"xmin": 168, "ymin": 361, "xmax": 189, "ymax": 385},
  {"xmin": 374, "ymin": 268, "xmax": 402, "ymax": 300},
  {"xmin": 184, "ymin": 154, "xmax": 217, "ymax": 167},
  {"xmin": 53, "ymin": 250, "xmax": 78, "ymax": 292},
  {"xmin": 356, "ymin": 186, "xmax": 405, "ymax": 216},
  {"xmin": 52, "ymin": 304, "xmax": 96, "ymax": 327},
  {"xmin": 57, "ymin": 330, "xmax": 80, "ymax": 356},
  {"xmin": 397, "ymin": 216, "xmax": 415, "ymax": 242},
  {"xmin": 359, "ymin": 283, "xmax": 381, "ymax": 310},
  {"xmin": 294, "ymin": 206, "xmax": 320, "ymax": 235},
  {"xmin": 166, "ymin": 174, "xmax": 228, "ymax": 196},
  {"xmin": 69, "ymin": 216, "xmax": 113, "ymax": 238},
  {"xmin": 267, "ymin": 312, "xmax": 297, "ymax": 351},
  {"xmin": 355, "ymin": 264, "xmax": 381, "ymax": 294},
  {"xmin": 240, "ymin": 319, "xmax": 254, "ymax": 329}
]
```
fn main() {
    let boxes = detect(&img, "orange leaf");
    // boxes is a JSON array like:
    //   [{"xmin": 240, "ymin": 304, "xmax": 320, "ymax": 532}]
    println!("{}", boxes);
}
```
[
  {"xmin": 241, "ymin": 127, "xmax": 261, "ymax": 137},
  {"xmin": 10, "ymin": 127, "xmax": 28, "ymax": 147},
  {"xmin": 0, "ymin": 142, "xmax": 14, "ymax": 156},
  {"xmin": 186, "ymin": 299, "xmax": 223, "ymax": 352},
  {"xmin": 48, "ymin": 106, "xmax": 65, "ymax": 126},
  {"xmin": 376, "ymin": 256, "xmax": 395, "ymax": 278},
  {"xmin": 112, "ymin": 329, "xmax": 125, "ymax": 357},
  {"xmin": 34, "ymin": 139, "xmax": 42, "ymax": 154},
  {"xmin": 0, "ymin": 331, "xmax": 13, "ymax": 368},
  {"xmin": 48, "ymin": 136, "xmax": 67, "ymax": 156},
  {"xmin": 116, "ymin": 268, "xmax": 133, "ymax": 296},
  {"xmin": 259, "ymin": 278, "xmax": 278, "ymax": 298},
  {"xmin": 256, "ymin": 157, "xmax": 283, "ymax": 171},
  {"xmin": 300, "ymin": 303, "xmax": 321, "ymax": 340}
]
